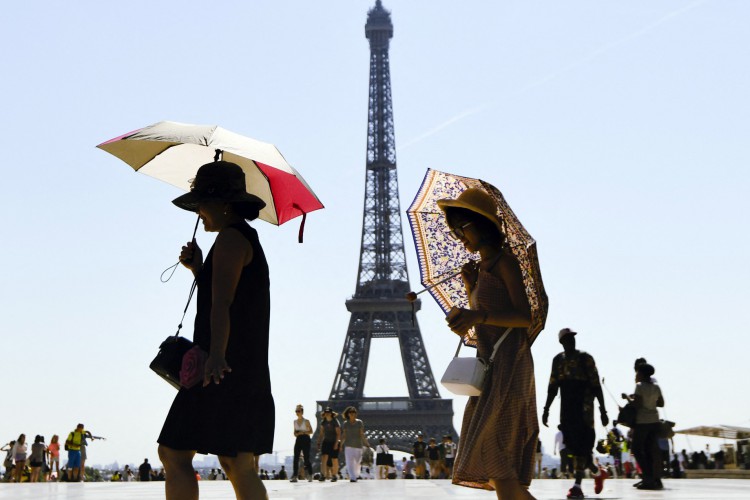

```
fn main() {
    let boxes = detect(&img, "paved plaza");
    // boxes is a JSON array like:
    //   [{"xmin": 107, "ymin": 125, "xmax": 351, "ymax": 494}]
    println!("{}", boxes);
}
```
[{"xmin": 0, "ymin": 479, "xmax": 746, "ymax": 500}]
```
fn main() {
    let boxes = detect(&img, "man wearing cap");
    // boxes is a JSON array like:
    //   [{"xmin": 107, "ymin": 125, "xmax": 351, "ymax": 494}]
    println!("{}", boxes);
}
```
[{"xmin": 542, "ymin": 328, "xmax": 608, "ymax": 499}]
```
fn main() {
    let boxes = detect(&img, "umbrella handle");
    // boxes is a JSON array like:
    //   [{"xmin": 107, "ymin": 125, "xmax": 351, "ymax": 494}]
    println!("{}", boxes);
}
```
[
  {"xmin": 161, "ymin": 215, "xmax": 201, "ymax": 283},
  {"xmin": 293, "ymin": 204, "xmax": 307, "ymax": 243},
  {"xmin": 406, "ymin": 269, "xmax": 462, "ymax": 301}
]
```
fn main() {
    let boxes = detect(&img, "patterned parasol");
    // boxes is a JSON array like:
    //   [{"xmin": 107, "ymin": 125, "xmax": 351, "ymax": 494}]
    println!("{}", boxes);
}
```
[{"xmin": 406, "ymin": 168, "xmax": 548, "ymax": 346}]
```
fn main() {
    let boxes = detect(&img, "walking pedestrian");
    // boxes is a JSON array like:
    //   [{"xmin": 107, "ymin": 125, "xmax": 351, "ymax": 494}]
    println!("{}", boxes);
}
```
[
  {"xmin": 290, "ymin": 404, "xmax": 313, "ymax": 482},
  {"xmin": 11, "ymin": 435, "xmax": 27, "ymax": 483},
  {"xmin": 535, "ymin": 439, "xmax": 543, "ymax": 479},
  {"xmin": 623, "ymin": 363, "xmax": 664, "ymax": 490},
  {"xmin": 341, "ymin": 406, "xmax": 369, "ymax": 482},
  {"xmin": 139, "ymin": 458, "xmax": 153, "ymax": 482},
  {"xmin": 553, "ymin": 425, "xmax": 571, "ymax": 479},
  {"xmin": 427, "ymin": 438, "xmax": 442, "ymax": 479},
  {"xmin": 375, "ymin": 439, "xmax": 391, "ymax": 479},
  {"xmin": 157, "ymin": 162, "xmax": 275, "ymax": 500},
  {"xmin": 439, "ymin": 188, "xmax": 539, "ymax": 499},
  {"xmin": 47, "ymin": 435, "xmax": 60, "ymax": 481},
  {"xmin": 317, "ymin": 407, "xmax": 341, "ymax": 481},
  {"xmin": 441, "ymin": 435, "xmax": 457, "ymax": 479},
  {"xmin": 542, "ymin": 328, "xmax": 608, "ymax": 499},
  {"xmin": 29, "ymin": 435, "xmax": 47, "ymax": 482},
  {"xmin": 412, "ymin": 434, "xmax": 427, "ymax": 479}
]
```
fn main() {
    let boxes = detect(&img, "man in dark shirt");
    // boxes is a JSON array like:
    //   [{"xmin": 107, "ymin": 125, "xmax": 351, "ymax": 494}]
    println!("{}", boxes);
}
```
[
  {"xmin": 427, "ymin": 438, "xmax": 442, "ymax": 479},
  {"xmin": 138, "ymin": 458, "xmax": 152, "ymax": 482},
  {"xmin": 542, "ymin": 328, "xmax": 608, "ymax": 499},
  {"xmin": 412, "ymin": 434, "xmax": 427, "ymax": 479}
]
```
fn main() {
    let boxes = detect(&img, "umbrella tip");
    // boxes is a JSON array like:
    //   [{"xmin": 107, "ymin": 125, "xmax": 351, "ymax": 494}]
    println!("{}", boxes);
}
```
[{"xmin": 214, "ymin": 149, "xmax": 222, "ymax": 161}]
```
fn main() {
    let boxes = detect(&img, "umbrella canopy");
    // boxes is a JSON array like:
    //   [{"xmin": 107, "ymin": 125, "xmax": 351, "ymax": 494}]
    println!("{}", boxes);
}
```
[
  {"xmin": 407, "ymin": 168, "xmax": 548, "ymax": 346},
  {"xmin": 97, "ymin": 121, "xmax": 324, "ymax": 228}
]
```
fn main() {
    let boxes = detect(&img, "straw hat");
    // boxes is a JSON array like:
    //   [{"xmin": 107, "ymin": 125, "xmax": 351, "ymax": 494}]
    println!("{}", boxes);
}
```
[{"xmin": 437, "ymin": 188, "xmax": 503, "ymax": 236}]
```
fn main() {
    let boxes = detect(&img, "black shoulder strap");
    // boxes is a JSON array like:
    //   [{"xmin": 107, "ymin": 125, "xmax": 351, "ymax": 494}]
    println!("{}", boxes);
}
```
[{"xmin": 173, "ymin": 279, "xmax": 198, "ymax": 338}]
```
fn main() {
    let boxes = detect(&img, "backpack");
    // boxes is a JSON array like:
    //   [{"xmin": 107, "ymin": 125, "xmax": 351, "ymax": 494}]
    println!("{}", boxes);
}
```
[{"xmin": 65, "ymin": 431, "xmax": 82, "ymax": 451}]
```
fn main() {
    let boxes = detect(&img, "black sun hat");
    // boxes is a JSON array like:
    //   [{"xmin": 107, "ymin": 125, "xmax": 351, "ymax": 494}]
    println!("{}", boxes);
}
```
[
  {"xmin": 322, "ymin": 406, "xmax": 339, "ymax": 417},
  {"xmin": 172, "ymin": 161, "xmax": 266, "ymax": 213}
]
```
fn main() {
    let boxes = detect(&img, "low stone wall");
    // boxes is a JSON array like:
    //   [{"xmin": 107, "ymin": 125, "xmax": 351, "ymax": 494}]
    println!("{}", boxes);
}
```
[{"xmin": 684, "ymin": 468, "xmax": 750, "ymax": 479}]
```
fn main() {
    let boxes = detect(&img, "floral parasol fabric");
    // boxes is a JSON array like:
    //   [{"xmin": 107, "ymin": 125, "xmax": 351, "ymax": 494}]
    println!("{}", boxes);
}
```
[{"xmin": 406, "ymin": 168, "xmax": 548, "ymax": 347}]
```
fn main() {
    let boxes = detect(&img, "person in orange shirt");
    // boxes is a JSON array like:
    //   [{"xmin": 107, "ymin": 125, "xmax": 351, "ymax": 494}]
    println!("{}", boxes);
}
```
[{"xmin": 47, "ymin": 435, "xmax": 60, "ymax": 481}]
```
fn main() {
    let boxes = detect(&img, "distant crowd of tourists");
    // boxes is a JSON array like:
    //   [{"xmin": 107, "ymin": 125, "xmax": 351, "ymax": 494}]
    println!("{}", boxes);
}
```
[
  {"xmin": 289, "ymin": 403, "xmax": 457, "ymax": 483},
  {"xmin": 2, "ymin": 423, "xmax": 103, "ymax": 483}
]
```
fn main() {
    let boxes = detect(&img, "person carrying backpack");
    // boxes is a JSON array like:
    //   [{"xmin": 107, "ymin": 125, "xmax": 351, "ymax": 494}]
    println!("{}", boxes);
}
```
[{"xmin": 65, "ymin": 424, "xmax": 85, "ymax": 482}]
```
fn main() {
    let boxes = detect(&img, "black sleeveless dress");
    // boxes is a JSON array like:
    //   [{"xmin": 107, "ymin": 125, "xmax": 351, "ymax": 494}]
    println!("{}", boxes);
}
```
[{"xmin": 158, "ymin": 222, "xmax": 275, "ymax": 457}]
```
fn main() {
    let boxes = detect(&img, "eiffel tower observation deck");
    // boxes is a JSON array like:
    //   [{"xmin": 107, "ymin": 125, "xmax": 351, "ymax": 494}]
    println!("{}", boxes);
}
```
[{"xmin": 314, "ymin": 1, "xmax": 458, "ymax": 453}]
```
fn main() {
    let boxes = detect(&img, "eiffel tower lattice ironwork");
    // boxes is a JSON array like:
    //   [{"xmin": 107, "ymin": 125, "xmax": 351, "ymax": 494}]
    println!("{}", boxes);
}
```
[{"xmin": 315, "ymin": 0, "xmax": 458, "ymax": 454}]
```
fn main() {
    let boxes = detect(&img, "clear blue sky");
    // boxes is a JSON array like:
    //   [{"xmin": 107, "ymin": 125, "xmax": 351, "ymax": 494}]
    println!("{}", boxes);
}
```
[{"xmin": 1, "ymin": 0, "xmax": 748, "ymax": 466}]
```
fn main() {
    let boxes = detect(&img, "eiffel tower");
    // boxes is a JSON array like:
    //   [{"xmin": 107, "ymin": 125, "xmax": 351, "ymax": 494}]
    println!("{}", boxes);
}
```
[{"xmin": 315, "ymin": 1, "xmax": 458, "ymax": 453}]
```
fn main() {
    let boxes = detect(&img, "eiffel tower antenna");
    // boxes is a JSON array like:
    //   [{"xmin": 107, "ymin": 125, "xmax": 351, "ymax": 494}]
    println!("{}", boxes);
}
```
[{"xmin": 315, "ymin": 1, "xmax": 457, "ymax": 452}]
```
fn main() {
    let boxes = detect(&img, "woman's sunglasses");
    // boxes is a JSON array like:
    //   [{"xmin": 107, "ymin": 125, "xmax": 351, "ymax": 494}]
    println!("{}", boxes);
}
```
[{"xmin": 449, "ymin": 221, "xmax": 473, "ymax": 240}]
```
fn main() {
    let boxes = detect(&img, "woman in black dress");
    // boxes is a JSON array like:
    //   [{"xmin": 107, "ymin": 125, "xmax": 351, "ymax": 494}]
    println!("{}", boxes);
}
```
[{"xmin": 158, "ymin": 161, "xmax": 274, "ymax": 500}]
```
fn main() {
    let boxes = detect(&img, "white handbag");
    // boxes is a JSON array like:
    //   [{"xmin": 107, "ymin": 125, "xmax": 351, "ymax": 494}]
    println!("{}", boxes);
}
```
[{"xmin": 440, "ymin": 328, "xmax": 511, "ymax": 396}]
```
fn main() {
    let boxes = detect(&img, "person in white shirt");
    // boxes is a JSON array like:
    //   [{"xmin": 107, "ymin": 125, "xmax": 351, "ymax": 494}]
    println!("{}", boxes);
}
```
[
  {"xmin": 623, "ymin": 363, "xmax": 664, "ymax": 491},
  {"xmin": 553, "ymin": 425, "xmax": 571, "ymax": 478},
  {"xmin": 441, "ymin": 435, "xmax": 457, "ymax": 479},
  {"xmin": 290, "ymin": 405, "xmax": 313, "ymax": 482}
]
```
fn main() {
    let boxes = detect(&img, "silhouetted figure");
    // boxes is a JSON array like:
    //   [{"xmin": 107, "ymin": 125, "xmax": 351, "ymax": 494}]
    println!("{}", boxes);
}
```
[{"xmin": 543, "ymin": 328, "xmax": 608, "ymax": 499}]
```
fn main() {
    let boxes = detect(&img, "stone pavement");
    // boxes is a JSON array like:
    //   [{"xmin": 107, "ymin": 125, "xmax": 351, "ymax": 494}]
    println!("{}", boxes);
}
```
[{"xmin": 0, "ymin": 478, "xmax": 746, "ymax": 499}]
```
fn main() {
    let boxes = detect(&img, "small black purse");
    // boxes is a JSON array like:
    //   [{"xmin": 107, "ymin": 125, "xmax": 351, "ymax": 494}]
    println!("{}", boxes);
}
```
[
  {"xmin": 150, "ymin": 279, "xmax": 197, "ymax": 389},
  {"xmin": 617, "ymin": 402, "xmax": 637, "ymax": 428},
  {"xmin": 150, "ymin": 335, "xmax": 195, "ymax": 390}
]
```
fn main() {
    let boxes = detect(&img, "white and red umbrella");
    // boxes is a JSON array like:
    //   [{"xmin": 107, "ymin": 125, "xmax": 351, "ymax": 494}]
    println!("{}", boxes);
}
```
[{"xmin": 97, "ymin": 121, "xmax": 323, "ymax": 240}]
